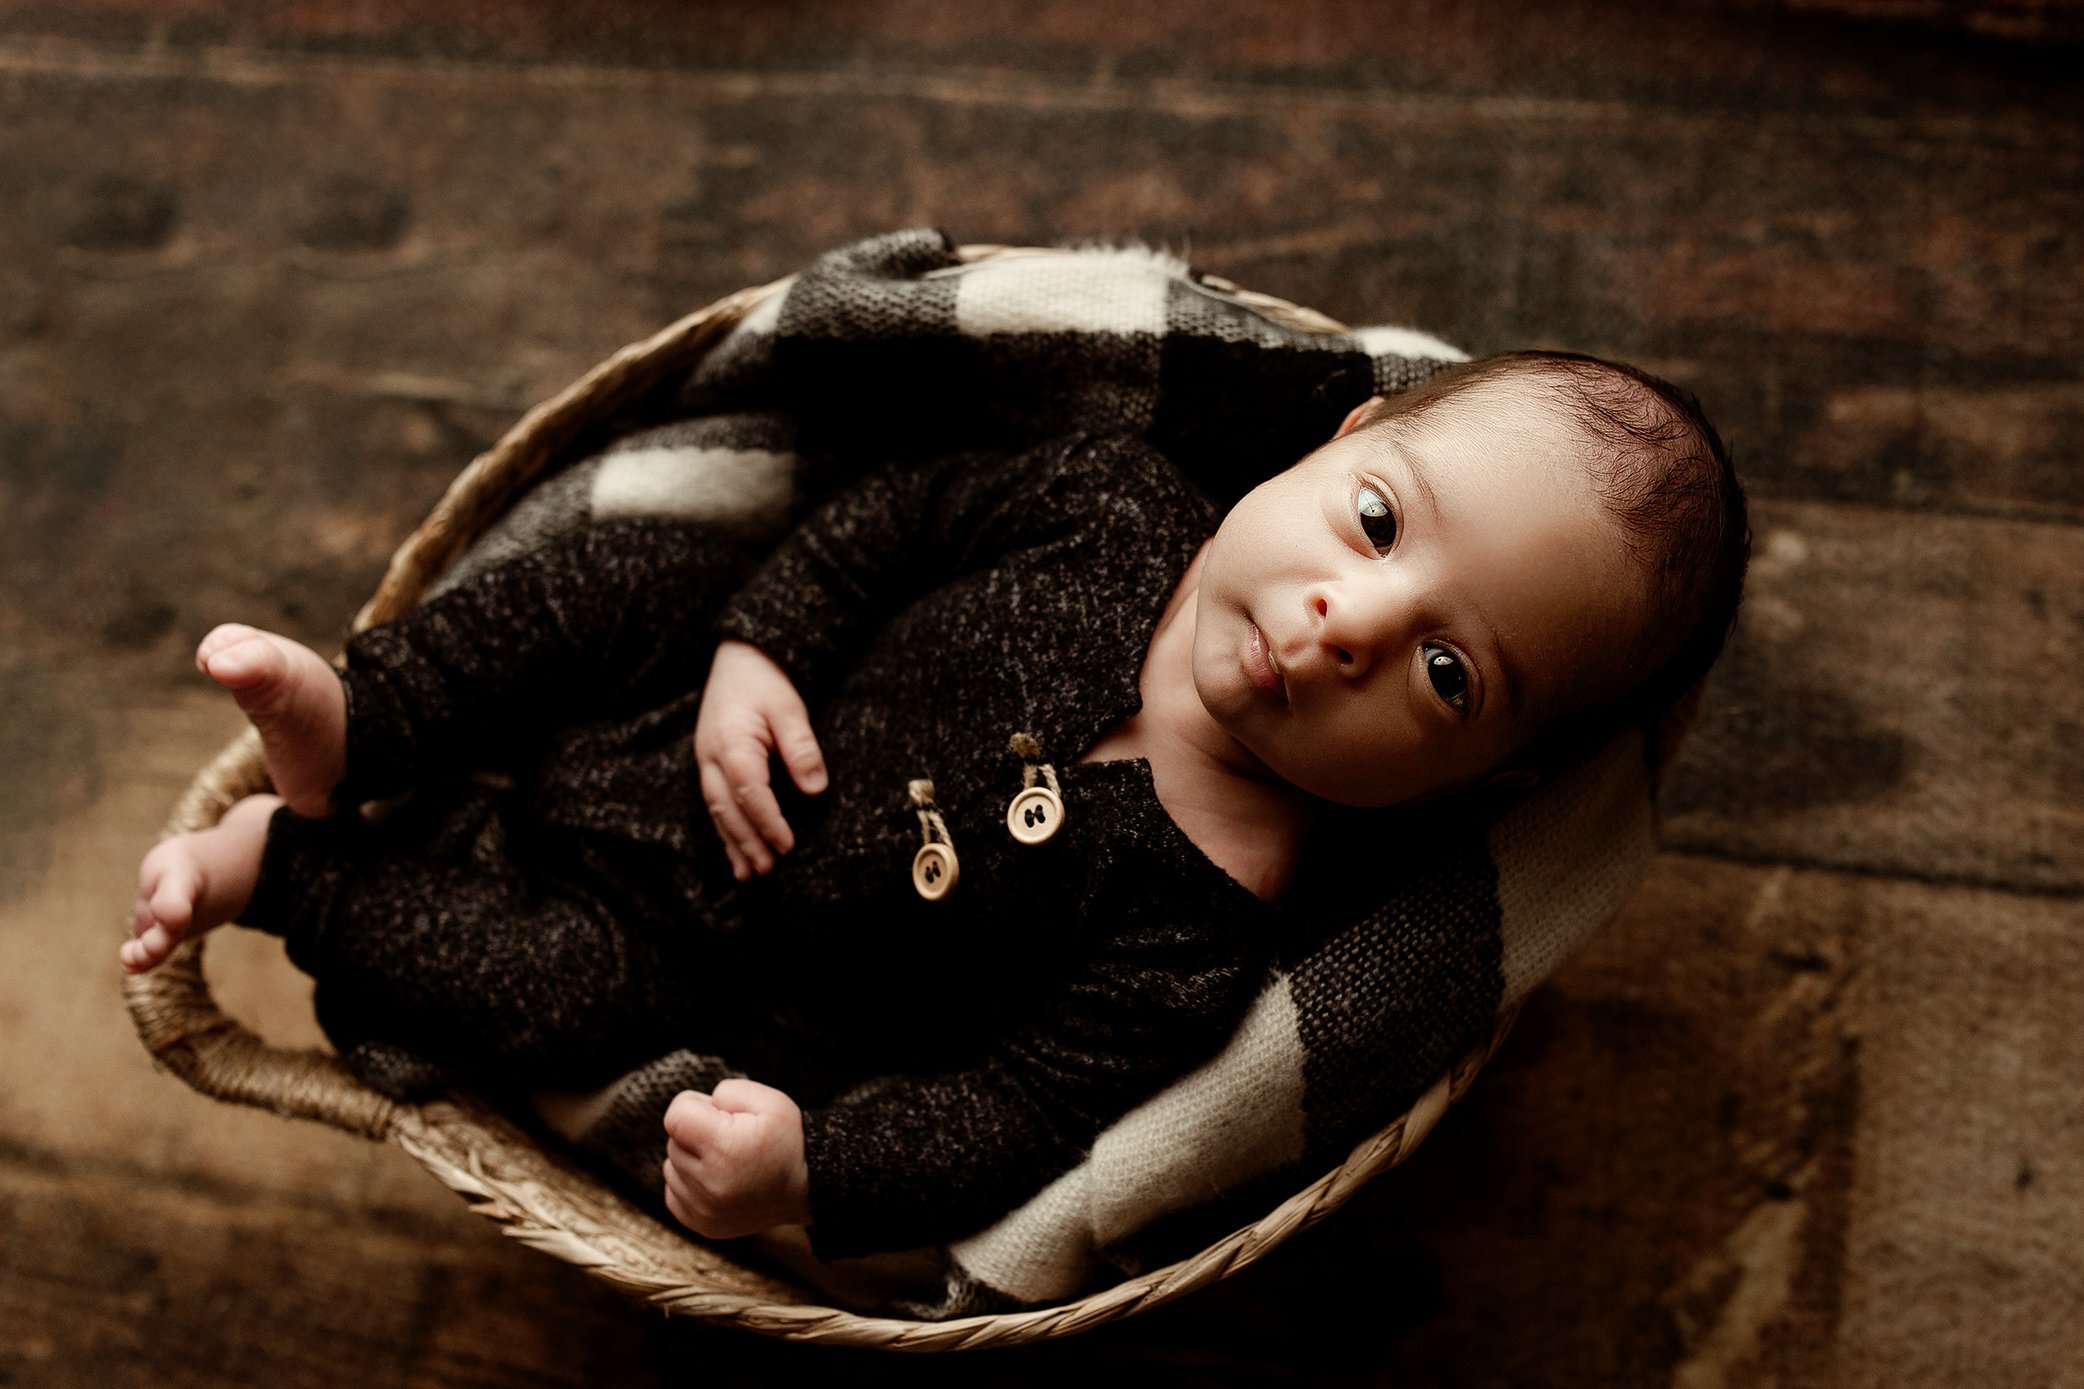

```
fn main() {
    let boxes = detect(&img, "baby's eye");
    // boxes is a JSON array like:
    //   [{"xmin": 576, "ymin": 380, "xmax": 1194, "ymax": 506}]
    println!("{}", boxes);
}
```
[
  {"xmin": 1356, "ymin": 484, "xmax": 1397, "ymax": 554},
  {"xmin": 1423, "ymin": 643, "xmax": 1469, "ymax": 711}
]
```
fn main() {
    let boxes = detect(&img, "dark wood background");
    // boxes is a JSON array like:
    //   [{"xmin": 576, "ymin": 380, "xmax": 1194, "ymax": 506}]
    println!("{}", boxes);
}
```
[{"xmin": 2, "ymin": 2, "xmax": 2078, "ymax": 1384}]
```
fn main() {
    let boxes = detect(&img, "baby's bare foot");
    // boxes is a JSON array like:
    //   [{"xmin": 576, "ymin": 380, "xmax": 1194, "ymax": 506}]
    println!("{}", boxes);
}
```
[
  {"xmin": 122, "ymin": 793, "xmax": 284, "ymax": 974},
  {"xmin": 196, "ymin": 624, "xmax": 347, "ymax": 817}
]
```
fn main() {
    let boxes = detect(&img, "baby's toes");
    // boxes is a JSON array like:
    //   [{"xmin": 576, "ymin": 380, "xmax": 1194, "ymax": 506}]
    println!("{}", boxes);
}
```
[
  {"xmin": 196, "ymin": 622, "xmax": 265, "ymax": 671},
  {"xmin": 121, "ymin": 865, "xmax": 195, "ymax": 974},
  {"xmin": 197, "ymin": 627, "xmax": 285, "ymax": 693},
  {"xmin": 148, "ymin": 871, "xmax": 199, "ymax": 935},
  {"xmin": 120, "ymin": 924, "xmax": 174, "ymax": 974},
  {"xmin": 136, "ymin": 847, "xmax": 201, "ymax": 934}
]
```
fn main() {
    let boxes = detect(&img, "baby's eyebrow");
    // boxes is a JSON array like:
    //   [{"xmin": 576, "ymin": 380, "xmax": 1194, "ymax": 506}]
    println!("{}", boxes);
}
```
[{"xmin": 1384, "ymin": 436, "xmax": 1443, "ymax": 521}]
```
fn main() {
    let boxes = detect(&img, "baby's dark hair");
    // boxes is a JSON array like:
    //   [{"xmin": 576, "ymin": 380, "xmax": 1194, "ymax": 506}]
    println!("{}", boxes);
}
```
[{"xmin": 1356, "ymin": 349, "xmax": 1750, "ymax": 775}]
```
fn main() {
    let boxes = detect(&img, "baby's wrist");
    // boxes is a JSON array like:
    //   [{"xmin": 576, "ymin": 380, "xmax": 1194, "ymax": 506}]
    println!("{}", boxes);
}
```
[{"xmin": 775, "ymin": 1099, "xmax": 812, "ymax": 1227}]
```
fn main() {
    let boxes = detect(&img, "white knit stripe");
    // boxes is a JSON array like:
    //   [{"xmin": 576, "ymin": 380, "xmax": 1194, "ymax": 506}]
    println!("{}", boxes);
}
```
[
  {"xmin": 943, "ymin": 1159, "xmax": 1098, "ymax": 1305},
  {"xmin": 589, "ymin": 445, "xmax": 797, "ymax": 535},
  {"xmin": 948, "ymin": 974, "xmax": 1306, "ymax": 1303},
  {"xmin": 1488, "ymin": 728, "xmax": 1657, "ymax": 1006},
  {"xmin": 732, "ymin": 281, "xmax": 786, "ymax": 340},
  {"xmin": 955, "ymin": 251, "xmax": 1173, "ymax": 337},
  {"xmin": 1353, "ymin": 324, "xmax": 1471, "ymax": 362}
]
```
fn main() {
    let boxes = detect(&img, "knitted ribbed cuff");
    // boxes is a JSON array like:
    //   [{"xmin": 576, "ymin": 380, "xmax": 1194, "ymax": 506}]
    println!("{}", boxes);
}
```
[
  {"xmin": 331, "ymin": 655, "xmax": 427, "ymax": 807},
  {"xmin": 798, "ymin": 1105, "xmax": 898, "ymax": 1262},
  {"xmin": 240, "ymin": 802, "xmax": 360, "ymax": 975}
]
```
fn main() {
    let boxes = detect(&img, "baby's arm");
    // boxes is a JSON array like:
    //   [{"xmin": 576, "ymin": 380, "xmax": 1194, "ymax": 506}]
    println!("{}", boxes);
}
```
[
  {"xmin": 793, "ymin": 899, "xmax": 1265, "ymax": 1259},
  {"xmin": 696, "ymin": 434, "xmax": 1113, "ymax": 872},
  {"xmin": 694, "ymin": 640, "xmax": 827, "ymax": 880},
  {"xmin": 660, "ymin": 906, "xmax": 1259, "ymax": 1253},
  {"xmin": 706, "ymin": 435, "xmax": 1112, "ymax": 706},
  {"xmin": 660, "ymin": 1079, "xmax": 811, "ymax": 1238}
]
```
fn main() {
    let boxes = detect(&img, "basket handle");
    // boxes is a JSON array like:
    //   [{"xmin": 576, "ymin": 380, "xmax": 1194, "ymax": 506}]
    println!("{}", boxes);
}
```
[{"xmin": 121, "ymin": 730, "xmax": 406, "ymax": 1137}]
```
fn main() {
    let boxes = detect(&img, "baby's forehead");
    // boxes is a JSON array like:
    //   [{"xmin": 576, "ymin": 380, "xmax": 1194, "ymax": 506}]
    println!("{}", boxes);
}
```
[
  {"xmin": 1414, "ymin": 370, "xmax": 1589, "ymax": 434},
  {"xmin": 1365, "ymin": 374, "xmax": 1607, "ymax": 474}
]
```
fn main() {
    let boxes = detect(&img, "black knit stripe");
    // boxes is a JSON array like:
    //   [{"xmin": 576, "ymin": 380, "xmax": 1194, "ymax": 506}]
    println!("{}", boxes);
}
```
[
  {"xmin": 1290, "ymin": 830, "xmax": 1506, "ymax": 1167},
  {"xmin": 1373, "ymin": 352, "xmax": 1460, "ymax": 395},
  {"xmin": 778, "ymin": 227, "xmax": 963, "ymax": 341},
  {"xmin": 1150, "ymin": 332, "xmax": 1378, "ymax": 508},
  {"xmin": 568, "ymin": 1049, "xmax": 743, "ymax": 1201},
  {"xmin": 604, "ymin": 410, "xmax": 798, "ymax": 457}
]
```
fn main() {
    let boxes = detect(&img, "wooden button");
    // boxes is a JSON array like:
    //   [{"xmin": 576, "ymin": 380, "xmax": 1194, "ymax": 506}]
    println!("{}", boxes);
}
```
[
  {"xmin": 911, "ymin": 842, "xmax": 959, "ymax": 900},
  {"xmin": 1005, "ymin": 785, "xmax": 1064, "ymax": 845}
]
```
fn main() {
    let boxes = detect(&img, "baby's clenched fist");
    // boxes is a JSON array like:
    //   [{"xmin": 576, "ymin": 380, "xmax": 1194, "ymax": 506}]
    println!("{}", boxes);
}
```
[{"xmin": 662, "ymin": 1079, "xmax": 812, "ymax": 1240}]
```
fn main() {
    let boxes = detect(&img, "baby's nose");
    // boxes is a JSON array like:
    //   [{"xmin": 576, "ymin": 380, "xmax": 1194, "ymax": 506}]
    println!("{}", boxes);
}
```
[
  {"xmin": 1323, "ymin": 633, "xmax": 1374, "ymax": 680},
  {"xmin": 1307, "ymin": 588, "xmax": 1403, "ymax": 680}
]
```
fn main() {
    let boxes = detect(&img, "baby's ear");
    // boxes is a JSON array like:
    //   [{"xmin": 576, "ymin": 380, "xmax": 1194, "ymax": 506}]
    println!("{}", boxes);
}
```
[{"xmin": 1333, "ymin": 395, "xmax": 1388, "ymax": 440}]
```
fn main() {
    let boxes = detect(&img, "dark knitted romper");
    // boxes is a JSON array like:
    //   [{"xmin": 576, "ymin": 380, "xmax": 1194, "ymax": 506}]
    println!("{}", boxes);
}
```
[{"xmin": 241, "ymin": 433, "xmax": 1283, "ymax": 1257}]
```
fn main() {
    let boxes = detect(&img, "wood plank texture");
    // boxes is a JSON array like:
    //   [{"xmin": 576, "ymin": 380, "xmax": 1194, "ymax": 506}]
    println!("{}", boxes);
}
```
[
  {"xmin": 0, "ymin": 2, "xmax": 2077, "ymax": 1384},
  {"xmin": 1664, "ymin": 499, "xmax": 2084, "ymax": 892}
]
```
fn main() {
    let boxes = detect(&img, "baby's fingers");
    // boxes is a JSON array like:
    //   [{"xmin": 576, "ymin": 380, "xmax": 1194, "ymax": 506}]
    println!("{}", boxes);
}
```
[
  {"xmin": 661, "ymin": 1157, "xmax": 712, "ymax": 1233},
  {"xmin": 699, "ymin": 760, "xmax": 769, "ymax": 879},
  {"xmin": 716, "ymin": 742, "xmax": 798, "ymax": 861},
  {"xmin": 733, "ymin": 775, "xmax": 796, "ymax": 860},
  {"xmin": 663, "ymin": 1158, "xmax": 694, "ymax": 1213},
  {"xmin": 664, "ymin": 1088, "xmax": 722, "ymax": 1150},
  {"xmin": 771, "ymin": 706, "xmax": 828, "ymax": 797}
]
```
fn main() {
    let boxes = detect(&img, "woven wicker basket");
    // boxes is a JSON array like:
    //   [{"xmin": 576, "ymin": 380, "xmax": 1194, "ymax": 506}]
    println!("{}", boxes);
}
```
[{"xmin": 121, "ymin": 246, "xmax": 1517, "ymax": 1350}]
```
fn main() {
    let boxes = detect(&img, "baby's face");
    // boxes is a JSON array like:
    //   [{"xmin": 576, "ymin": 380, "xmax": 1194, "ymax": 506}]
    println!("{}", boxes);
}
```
[{"xmin": 1191, "ymin": 376, "xmax": 1651, "ymax": 807}]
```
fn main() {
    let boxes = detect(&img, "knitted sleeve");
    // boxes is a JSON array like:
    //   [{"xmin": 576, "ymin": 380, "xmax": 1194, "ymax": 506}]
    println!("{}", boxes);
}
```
[
  {"xmin": 794, "ymin": 885, "xmax": 1268, "ymax": 1260},
  {"xmin": 710, "ymin": 433, "xmax": 1107, "ymax": 704}
]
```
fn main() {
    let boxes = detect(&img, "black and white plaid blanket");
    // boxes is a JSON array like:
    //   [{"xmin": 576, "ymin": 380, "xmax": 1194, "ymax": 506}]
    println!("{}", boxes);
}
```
[{"xmin": 449, "ymin": 229, "xmax": 1660, "ymax": 1318}]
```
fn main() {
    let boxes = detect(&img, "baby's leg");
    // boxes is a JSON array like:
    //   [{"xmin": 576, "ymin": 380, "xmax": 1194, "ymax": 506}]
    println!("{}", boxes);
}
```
[
  {"xmin": 324, "ymin": 518, "xmax": 764, "ymax": 802},
  {"xmin": 124, "ymin": 622, "xmax": 348, "ymax": 974},
  {"xmin": 122, "ymin": 793, "xmax": 284, "ymax": 974},
  {"xmin": 241, "ymin": 806, "xmax": 709, "ymax": 1089},
  {"xmin": 180, "ymin": 520, "xmax": 759, "ymax": 823}
]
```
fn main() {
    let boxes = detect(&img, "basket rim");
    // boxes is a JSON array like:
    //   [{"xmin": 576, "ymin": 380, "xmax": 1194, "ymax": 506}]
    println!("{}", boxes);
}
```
[{"xmin": 121, "ymin": 243, "xmax": 1507, "ymax": 1349}]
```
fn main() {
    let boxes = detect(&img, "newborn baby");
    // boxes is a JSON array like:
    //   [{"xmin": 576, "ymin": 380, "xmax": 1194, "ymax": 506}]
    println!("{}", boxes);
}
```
[{"xmin": 123, "ymin": 351, "xmax": 1747, "ymax": 1258}]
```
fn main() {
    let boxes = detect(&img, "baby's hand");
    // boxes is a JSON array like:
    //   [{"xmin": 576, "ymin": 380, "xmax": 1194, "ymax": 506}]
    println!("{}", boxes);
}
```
[
  {"xmin": 695, "ymin": 638, "xmax": 828, "ymax": 880},
  {"xmin": 662, "ymin": 1080, "xmax": 812, "ymax": 1239}
]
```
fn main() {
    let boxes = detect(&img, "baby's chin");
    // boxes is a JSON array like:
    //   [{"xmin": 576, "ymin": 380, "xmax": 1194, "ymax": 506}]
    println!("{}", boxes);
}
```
[{"xmin": 1188, "ymin": 640, "xmax": 1258, "ymax": 726}]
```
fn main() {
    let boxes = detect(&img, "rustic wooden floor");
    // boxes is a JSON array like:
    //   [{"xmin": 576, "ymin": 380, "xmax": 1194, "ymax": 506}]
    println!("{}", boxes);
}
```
[{"xmin": 2, "ymin": 2, "xmax": 2079, "ymax": 1384}]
